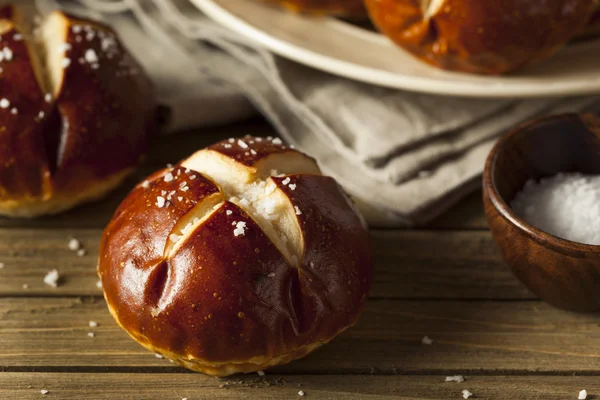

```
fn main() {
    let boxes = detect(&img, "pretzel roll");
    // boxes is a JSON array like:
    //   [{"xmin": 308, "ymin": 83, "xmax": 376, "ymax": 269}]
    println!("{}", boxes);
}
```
[
  {"xmin": 0, "ymin": 4, "xmax": 154, "ymax": 217},
  {"xmin": 99, "ymin": 137, "xmax": 374, "ymax": 376},
  {"xmin": 364, "ymin": 0, "xmax": 599, "ymax": 74}
]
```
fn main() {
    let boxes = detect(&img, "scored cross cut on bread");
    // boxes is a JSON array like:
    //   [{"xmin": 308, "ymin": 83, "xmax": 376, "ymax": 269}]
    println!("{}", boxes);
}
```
[
  {"xmin": 177, "ymin": 139, "xmax": 321, "ymax": 268},
  {"xmin": 99, "ymin": 136, "xmax": 374, "ymax": 377},
  {"xmin": 0, "ymin": 4, "xmax": 154, "ymax": 217}
]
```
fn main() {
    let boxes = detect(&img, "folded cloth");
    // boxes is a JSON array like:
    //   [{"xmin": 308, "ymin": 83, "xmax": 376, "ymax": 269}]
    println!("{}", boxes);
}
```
[{"xmin": 39, "ymin": 0, "xmax": 600, "ymax": 226}]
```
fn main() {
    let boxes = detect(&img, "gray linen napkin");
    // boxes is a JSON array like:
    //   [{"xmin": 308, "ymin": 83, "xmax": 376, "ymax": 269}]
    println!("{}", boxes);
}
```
[{"xmin": 38, "ymin": 0, "xmax": 600, "ymax": 226}]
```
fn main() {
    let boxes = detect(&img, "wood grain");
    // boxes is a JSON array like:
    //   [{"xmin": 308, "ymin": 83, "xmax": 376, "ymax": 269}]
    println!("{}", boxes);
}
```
[
  {"xmin": 0, "ymin": 373, "xmax": 598, "ymax": 400},
  {"xmin": 0, "ymin": 229, "xmax": 530, "ymax": 299},
  {"xmin": 1, "ymin": 297, "xmax": 598, "ymax": 374}
]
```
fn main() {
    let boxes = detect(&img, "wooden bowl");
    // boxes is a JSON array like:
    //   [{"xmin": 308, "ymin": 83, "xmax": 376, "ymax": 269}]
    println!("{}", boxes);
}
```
[{"xmin": 483, "ymin": 113, "xmax": 600, "ymax": 312}]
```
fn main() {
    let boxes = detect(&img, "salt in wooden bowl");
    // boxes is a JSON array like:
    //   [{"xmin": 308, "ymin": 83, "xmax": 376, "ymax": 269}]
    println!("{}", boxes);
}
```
[{"xmin": 483, "ymin": 113, "xmax": 600, "ymax": 312}]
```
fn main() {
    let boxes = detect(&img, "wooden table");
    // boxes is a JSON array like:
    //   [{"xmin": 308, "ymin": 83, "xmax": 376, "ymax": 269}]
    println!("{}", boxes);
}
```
[{"xmin": 1, "ymin": 118, "xmax": 598, "ymax": 400}]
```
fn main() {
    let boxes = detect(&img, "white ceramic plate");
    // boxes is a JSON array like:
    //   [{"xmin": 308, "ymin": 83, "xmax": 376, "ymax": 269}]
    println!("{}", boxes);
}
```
[{"xmin": 192, "ymin": 0, "xmax": 600, "ymax": 98}]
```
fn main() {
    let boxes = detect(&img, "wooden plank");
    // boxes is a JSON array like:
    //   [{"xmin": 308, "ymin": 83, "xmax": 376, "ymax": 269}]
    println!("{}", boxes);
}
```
[
  {"xmin": 0, "ymin": 229, "xmax": 531, "ymax": 299},
  {"xmin": 426, "ymin": 192, "xmax": 487, "ymax": 230},
  {"xmin": 0, "ymin": 373, "xmax": 598, "ymax": 400},
  {"xmin": 0, "ymin": 297, "xmax": 598, "ymax": 373}
]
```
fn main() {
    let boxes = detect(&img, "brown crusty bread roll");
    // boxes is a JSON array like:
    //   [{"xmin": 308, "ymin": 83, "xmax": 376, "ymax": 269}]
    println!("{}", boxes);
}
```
[
  {"xmin": 98, "ymin": 137, "xmax": 374, "ymax": 376},
  {"xmin": 257, "ymin": 0, "xmax": 367, "ymax": 18},
  {"xmin": 0, "ymin": 4, "xmax": 154, "ymax": 217},
  {"xmin": 364, "ymin": 0, "xmax": 599, "ymax": 74}
]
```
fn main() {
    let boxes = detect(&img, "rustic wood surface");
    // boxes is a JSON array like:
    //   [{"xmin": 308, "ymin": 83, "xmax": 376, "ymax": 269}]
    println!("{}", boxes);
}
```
[{"xmin": 0, "ymin": 118, "xmax": 595, "ymax": 399}]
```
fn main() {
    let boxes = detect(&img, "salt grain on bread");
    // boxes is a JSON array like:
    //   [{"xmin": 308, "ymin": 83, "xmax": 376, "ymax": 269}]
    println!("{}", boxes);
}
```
[
  {"xmin": 98, "ymin": 136, "xmax": 374, "ymax": 377},
  {"xmin": 0, "ymin": 4, "xmax": 154, "ymax": 218}
]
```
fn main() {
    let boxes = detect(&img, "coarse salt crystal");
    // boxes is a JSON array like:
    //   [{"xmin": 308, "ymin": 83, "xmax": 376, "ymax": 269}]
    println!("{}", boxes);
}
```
[
  {"xmin": 164, "ymin": 172, "xmax": 173, "ymax": 182},
  {"xmin": 0, "ymin": 262, "xmax": 4, "ymax": 269},
  {"xmin": 190, "ymin": 175, "xmax": 197, "ymax": 180},
  {"xmin": 289, "ymin": 184, "xmax": 296, "ymax": 191},
  {"xmin": 96, "ymin": 280, "xmax": 102, "ymax": 289},
  {"xmin": 85, "ymin": 49, "xmax": 99, "ymax": 63},
  {"xmin": 22, "ymin": 284, "xmax": 28, "ymax": 289},
  {"xmin": 43, "ymin": 269, "xmax": 59, "ymax": 288},
  {"xmin": 41, "ymin": 389, "xmax": 49, "ymax": 395},
  {"xmin": 298, "ymin": 390, "xmax": 305, "ymax": 396},
  {"xmin": 267, "ymin": 272, "xmax": 276, "ymax": 278},
  {"xmin": 3, "ymin": 47, "xmax": 12, "ymax": 61},
  {"xmin": 68, "ymin": 238, "xmax": 81, "ymax": 251},
  {"xmin": 257, "ymin": 370, "xmax": 265, "ymax": 376},
  {"xmin": 250, "ymin": 149, "xmax": 257, "ymax": 155},
  {"xmin": 38, "ymin": 111, "xmax": 45, "ymax": 119},
  {"xmin": 226, "ymin": 210, "xmax": 233, "ymax": 216},
  {"xmin": 511, "ymin": 173, "xmax": 600, "ymax": 245},
  {"xmin": 13, "ymin": 33, "xmax": 22, "ymax": 41},
  {"xmin": 62, "ymin": 58, "xmax": 71, "ymax": 68},
  {"xmin": 156, "ymin": 196, "xmax": 166, "ymax": 208},
  {"xmin": 77, "ymin": 249, "xmax": 86, "ymax": 257},
  {"xmin": 89, "ymin": 321, "xmax": 98, "ymax": 328},
  {"xmin": 445, "ymin": 375, "xmax": 464, "ymax": 383},
  {"xmin": 295, "ymin": 206, "xmax": 302, "ymax": 215},
  {"xmin": 282, "ymin": 177, "xmax": 291, "ymax": 185},
  {"xmin": 579, "ymin": 390, "xmax": 588, "ymax": 400},
  {"xmin": 10, "ymin": 108, "xmax": 17, "ymax": 115},
  {"xmin": 228, "ymin": 138, "xmax": 235, "ymax": 143},
  {"xmin": 87, "ymin": 332, "xmax": 95, "ymax": 338},
  {"xmin": 237, "ymin": 139, "xmax": 248, "ymax": 149},
  {"xmin": 233, "ymin": 221, "xmax": 247, "ymax": 237},
  {"xmin": 141, "ymin": 180, "xmax": 149, "ymax": 188},
  {"xmin": 272, "ymin": 138, "xmax": 283, "ymax": 145},
  {"xmin": 0, "ymin": 98, "xmax": 9, "ymax": 108},
  {"xmin": 462, "ymin": 390, "xmax": 473, "ymax": 399},
  {"xmin": 155, "ymin": 353, "xmax": 164, "ymax": 359},
  {"xmin": 45, "ymin": 93, "xmax": 52, "ymax": 103},
  {"xmin": 421, "ymin": 336, "xmax": 433, "ymax": 345}
]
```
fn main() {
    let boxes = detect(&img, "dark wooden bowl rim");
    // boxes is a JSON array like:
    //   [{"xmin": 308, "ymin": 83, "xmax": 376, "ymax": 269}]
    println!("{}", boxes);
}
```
[{"xmin": 484, "ymin": 113, "xmax": 600, "ymax": 258}]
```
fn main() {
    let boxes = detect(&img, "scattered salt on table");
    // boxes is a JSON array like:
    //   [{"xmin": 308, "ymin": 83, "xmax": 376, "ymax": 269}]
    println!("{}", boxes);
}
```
[
  {"xmin": 579, "ymin": 389, "xmax": 588, "ymax": 400},
  {"xmin": 445, "ymin": 375, "xmax": 465, "ymax": 383},
  {"xmin": 44, "ymin": 269, "xmax": 59, "ymax": 288},
  {"xmin": 68, "ymin": 237, "xmax": 81, "ymax": 251},
  {"xmin": 462, "ymin": 389, "xmax": 473, "ymax": 399},
  {"xmin": 421, "ymin": 336, "xmax": 433, "ymax": 345},
  {"xmin": 511, "ymin": 173, "xmax": 600, "ymax": 245}
]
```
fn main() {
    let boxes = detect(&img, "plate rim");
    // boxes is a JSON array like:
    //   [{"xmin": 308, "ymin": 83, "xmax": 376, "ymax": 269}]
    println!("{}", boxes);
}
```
[{"xmin": 192, "ymin": 0, "xmax": 600, "ymax": 98}]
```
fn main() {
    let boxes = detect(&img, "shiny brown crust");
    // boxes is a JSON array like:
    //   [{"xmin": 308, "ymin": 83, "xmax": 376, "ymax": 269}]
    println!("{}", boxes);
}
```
[
  {"xmin": 0, "ymin": 5, "xmax": 155, "ymax": 217},
  {"xmin": 364, "ymin": 0, "xmax": 599, "ymax": 74},
  {"xmin": 257, "ymin": 0, "xmax": 367, "ymax": 18},
  {"xmin": 99, "ymin": 137, "xmax": 374, "ymax": 376}
]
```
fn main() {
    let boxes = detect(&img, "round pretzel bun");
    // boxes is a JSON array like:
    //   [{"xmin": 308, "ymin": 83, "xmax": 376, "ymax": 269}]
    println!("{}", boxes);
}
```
[
  {"xmin": 257, "ymin": 0, "xmax": 367, "ymax": 18},
  {"xmin": 364, "ymin": 0, "xmax": 599, "ymax": 74},
  {"xmin": 0, "ymin": 4, "xmax": 155, "ymax": 217},
  {"xmin": 98, "ymin": 136, "xmax": 374, "ymax": 376}
]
